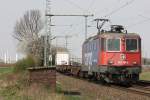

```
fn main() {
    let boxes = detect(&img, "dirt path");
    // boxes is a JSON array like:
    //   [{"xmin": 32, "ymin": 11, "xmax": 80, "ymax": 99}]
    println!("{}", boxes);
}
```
[{"xmin": 57, "ymin": 73, "xmax": 150, "ymax": 100}]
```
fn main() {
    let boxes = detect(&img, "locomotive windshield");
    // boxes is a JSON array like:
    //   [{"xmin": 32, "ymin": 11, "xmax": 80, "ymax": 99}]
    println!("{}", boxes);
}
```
[
  {"xmin": 107, "ymin": 39, "xmax": 120, "ymax": 51},
  {"xmin": 126, "ymin": 39, "xmax": 138, "ymax": 52}
]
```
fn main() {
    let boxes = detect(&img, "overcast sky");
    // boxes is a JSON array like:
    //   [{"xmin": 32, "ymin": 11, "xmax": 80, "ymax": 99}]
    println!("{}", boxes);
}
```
[{"xmin": 0, "ymin": 0, "xmax": 150, "ymax": 60}]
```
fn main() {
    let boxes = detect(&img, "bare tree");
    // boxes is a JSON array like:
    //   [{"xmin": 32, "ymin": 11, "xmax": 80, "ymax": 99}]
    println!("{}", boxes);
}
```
[
  {"xmin": 14, "ymin": 9, "xmax": 43, "ymax": 41},
  {"xmin": 13, "ymin": 9, "xmax": 44, "ymax": 65}
]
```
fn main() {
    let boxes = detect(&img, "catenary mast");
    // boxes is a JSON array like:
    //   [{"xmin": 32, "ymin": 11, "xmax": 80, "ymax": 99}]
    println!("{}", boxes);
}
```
[{"xmin": 44, "ymin": 0, "xmax": 52, "ymax": 66}]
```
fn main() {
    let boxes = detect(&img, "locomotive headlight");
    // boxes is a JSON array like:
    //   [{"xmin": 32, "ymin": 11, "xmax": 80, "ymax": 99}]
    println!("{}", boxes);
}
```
[
  {"xmin": 108, "ymin": 60, "xmax": 114, "ymax": 65},
  {"xmin": 121, "ymin": 38, "xmax": 125, "ymax": 41},
  {"xmin": 133, "ymin": 61, "xmax": 137, "ymax": 65}
]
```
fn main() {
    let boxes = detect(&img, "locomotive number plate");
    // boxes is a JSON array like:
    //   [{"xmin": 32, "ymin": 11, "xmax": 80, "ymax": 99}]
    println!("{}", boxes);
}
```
[{"xmin": 118, "ymin": 61, "xmax": 129, "ymax": 64}]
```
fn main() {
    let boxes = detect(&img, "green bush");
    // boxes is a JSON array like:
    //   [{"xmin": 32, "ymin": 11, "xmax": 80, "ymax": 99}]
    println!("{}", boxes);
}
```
[
  {"xmin": 56, "ymin": 82, "xmax": 62, "ymax": 94},
  {"xmin": 14, "ymin": 55, "xmax": 35, "ymax": 72}
]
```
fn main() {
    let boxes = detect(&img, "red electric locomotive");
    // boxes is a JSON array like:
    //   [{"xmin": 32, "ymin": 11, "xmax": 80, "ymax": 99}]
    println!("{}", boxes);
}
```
[{"xmin": 81, "ymin": 24, "xmax": 141, "ymax": 84}]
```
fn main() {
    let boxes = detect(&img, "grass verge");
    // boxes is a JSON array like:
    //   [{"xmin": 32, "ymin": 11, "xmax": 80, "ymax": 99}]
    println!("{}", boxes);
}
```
[
  {"xmin": 0, "ymin": 67, "xmax": 13, "ymax": 75},
  {"xmin": 0, "ymin": 68, "xmax": 81, "ymax": 100},
  {"xmin": 140, "ymin": 72, "xmax": 150, "ymax": 81}
]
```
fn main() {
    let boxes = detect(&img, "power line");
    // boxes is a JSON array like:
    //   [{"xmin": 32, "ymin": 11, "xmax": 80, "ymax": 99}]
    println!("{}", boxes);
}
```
[
  {"xmin": 63, "ymin": 0, "xmax": 87, "ymax": 13},
  {"xmin": 46, "ymin": 14, "xmax": 93, "ymax": 39},
  {"xmin": 127, "ymin": 19, "xmax": 150, "ymax": 28},
  {"xmin": 103, "ymin": 0, "xmax": 135, "ymax": 17},
  {"xmin": 138, "ymin": 14, "xmax": 150, "ymax": 20},
  {"xmin": 53, "ymin": 34, "xmax": 78, "ymax": 49},
  {"xmin": 117, "ymin": 0, "xmax": 122, "ymax": 3},
  {"xmin": 52, "ymin": 20, "xmax": 84, "ymax": 39},
  {"xmin": 126, "ymin": 15, "xmax": 150, "ymax": 28},
  {"xmin": 86, "ymin": 0, "xmax": 96, "ymax": 13}
]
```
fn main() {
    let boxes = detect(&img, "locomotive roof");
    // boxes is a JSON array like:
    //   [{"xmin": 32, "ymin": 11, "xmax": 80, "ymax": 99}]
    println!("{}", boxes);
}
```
[
  {"xmin": 100, "ymin": 33, "xmax": 140, "ymax": 38},
  {"xmin": 84, "ymin": 32, "xmax": 140, "ymax": 43}
]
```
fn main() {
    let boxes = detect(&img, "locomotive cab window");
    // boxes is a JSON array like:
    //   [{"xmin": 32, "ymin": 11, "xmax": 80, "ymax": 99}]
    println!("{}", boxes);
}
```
[
  {"xmin": 107, "ymin": 39, "xmax": 120, "ymax": 51},
  {"xmin": 126, "ymin": 39, "xmax": 138, "ymax": 52}
]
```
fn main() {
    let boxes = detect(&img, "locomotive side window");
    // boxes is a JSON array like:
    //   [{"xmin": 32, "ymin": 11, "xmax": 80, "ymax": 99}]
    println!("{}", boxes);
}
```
[
  {"xmin": 107, "ymin": 39, "xmax": 120, "ymax": 51},
  {"xmin": 139, "ymin": 39, "xmax": 141, "ymax": 51},
  {"xmin": 126, "ymin": 39, "xmax": 138, "ymax": 52},
  {"xmin": 101, "ymin": 38, "xmax": 106, "ymax": 51}
]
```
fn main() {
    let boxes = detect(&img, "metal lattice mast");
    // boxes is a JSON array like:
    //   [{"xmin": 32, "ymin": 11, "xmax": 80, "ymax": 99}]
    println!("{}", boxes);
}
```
[
  {"xmin": 85, "ymin": 16, "xmax": 88, "ymax": 39},
  {"xmin": 44, "ymin": 0, "xmax": 52, "ymax": 66}
]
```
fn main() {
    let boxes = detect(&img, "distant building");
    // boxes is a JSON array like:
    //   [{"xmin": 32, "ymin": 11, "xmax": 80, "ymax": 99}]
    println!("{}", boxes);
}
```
[
  {"xmin": 142, "ymin": 58, "xmax": 150, "ymax": 65},
  {"xmin": 0, "ymin": 59, "xmax": 4, "ymax": 64}
]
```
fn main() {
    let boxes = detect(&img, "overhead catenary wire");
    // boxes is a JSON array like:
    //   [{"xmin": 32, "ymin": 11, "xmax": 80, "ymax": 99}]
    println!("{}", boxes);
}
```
[
  {"xmin": 51, "ymin": 0, "xmax": 95, "ymax": 39},
  {"xmin": 103, "ymin": 0, "xmax": 135, "ymax": 18},
  {"xmin": 117, "ymin": 0, "xmax": 122, "ymax": 3},
  {"xmin": 127, "ymin": 15, "xmax": 150, "ymax": 28},
  {"xmin": 87, "ymin": 0, "xmax": 134, "ymax": 31},
  {"xmin": 138, "ymin": 14, "xmax": 150, "ymax": 20},
  {"xmin": 52, "ymin": 19, "xmax": 84, "ymax": 38},
  {"xmin": 86, "ymin": 0, "xmax": 96, "ymax": 13},
  {"xmin": 63, "ymin": 0, "xmax": 88, "ymax": 13},
  {"xmin": 126, "ymin": 19, "xmax": 148, "ymax": 28}
]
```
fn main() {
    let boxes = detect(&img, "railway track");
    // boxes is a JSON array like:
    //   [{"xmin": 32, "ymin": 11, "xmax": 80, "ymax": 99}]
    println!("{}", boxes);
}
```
[
  {"xmin": 112, "ymin": 84, "xmax": 150, "ymax": 97},
  {"xmin": 127, "ymin": 80, "xmax": 150, "ymax": 97},
  {"xmin": 57, "ymin": 70, "xmax": 150, "ymax": 98},
  {"xmin": 95, "ymin": 79, "xmax": 150, "ymax": 97}
]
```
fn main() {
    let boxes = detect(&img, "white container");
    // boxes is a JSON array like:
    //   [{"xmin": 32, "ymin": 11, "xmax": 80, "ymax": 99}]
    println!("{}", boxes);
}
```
[{"xmin": 55, "ymin": 52, "xmax": 69, "ymax": 65}]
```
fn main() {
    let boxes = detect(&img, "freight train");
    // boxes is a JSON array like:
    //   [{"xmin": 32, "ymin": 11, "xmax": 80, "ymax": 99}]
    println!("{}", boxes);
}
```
[{"xmin": 57, "ymin": 21, "xmax": 141, "ymax": 84}]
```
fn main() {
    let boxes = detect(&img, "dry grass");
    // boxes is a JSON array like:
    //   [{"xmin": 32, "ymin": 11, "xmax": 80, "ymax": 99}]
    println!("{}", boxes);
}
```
[
  {"xmin": 0, "ymin": 70, "xmax": 80, "ymax": 100},
  {"xmin": 140, "ymin": 66, "xmax": 150, "ymax": 81},
  {"xmin": 57, "ymin": 73, "xmax": 150, "ymax": 100},
  {"xmin": 1, "ymin": 67, "xmax": 150, "ymax": 100}
]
